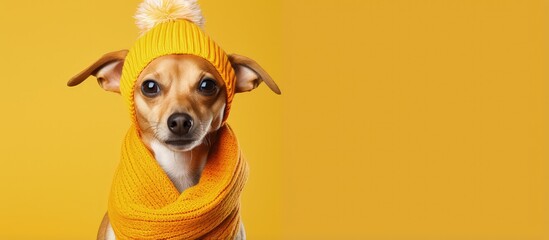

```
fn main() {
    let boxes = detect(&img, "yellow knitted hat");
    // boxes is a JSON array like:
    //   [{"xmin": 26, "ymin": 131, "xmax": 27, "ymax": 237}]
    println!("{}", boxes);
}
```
[{"xmin": 120, "ymin": 0, "xmax": 236, "ymax": 124}]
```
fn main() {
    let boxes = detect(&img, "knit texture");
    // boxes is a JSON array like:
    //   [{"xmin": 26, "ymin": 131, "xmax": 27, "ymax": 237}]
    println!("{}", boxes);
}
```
[
  {"xmin": 119, "ymin": 19, "xmax": 236, "ymax": 125},
  {"xmin": 108, "ymin": 124, "xmax": 248, "ymax": 239}
]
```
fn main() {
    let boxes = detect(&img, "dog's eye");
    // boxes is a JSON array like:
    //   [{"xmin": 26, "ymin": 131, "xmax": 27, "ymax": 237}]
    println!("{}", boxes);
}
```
[
  {"xmin": 198, "ymin": 78, "xmax": 218, "ymax": 96},
  {"xmin": 141, "ymin": 80, "xmax": 160, "ymax": 97}
]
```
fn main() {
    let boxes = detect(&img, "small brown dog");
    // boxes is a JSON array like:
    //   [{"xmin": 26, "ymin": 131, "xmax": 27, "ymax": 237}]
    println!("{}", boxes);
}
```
[{"xmin": 68, "ymin": 50, "xmax": 280, "ymax": 239}]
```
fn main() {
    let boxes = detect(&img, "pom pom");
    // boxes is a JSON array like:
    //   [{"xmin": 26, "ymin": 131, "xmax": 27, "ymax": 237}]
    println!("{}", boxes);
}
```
[{"xmin": 135, "ymin": 0, "xmax": 205, "ymax": 34}]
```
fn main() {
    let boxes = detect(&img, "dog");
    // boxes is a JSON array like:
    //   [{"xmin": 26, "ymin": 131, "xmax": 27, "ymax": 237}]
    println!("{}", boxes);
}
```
[{"xmin": 69, "ymin": 50, "xmax": 280, "ymax": 239}]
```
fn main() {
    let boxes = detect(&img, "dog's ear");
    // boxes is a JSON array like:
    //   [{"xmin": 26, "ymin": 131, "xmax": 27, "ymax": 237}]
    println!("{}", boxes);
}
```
[
  {"xmin": 228, "ymin": 54, "xmax": 281, "ymax": 94},
  {"xmin": 67, "ymin": 50, "xmax": 128, "ymax": 93}
]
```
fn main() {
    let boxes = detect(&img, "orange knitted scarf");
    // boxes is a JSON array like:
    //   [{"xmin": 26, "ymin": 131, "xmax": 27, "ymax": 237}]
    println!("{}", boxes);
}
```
[{"xmin": 107, "ymin": 124, "xmax": 248, "ymax": 239}]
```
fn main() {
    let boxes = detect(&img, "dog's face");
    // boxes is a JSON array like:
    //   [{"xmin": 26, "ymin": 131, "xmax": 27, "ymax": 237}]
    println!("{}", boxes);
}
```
[
  {"xmin": 68, "ymin": 50, "xmax": 280, "ymax": 153},
  {"xmin": 134, "ymin": 55, "xmax": 227, "ymax": 152}
]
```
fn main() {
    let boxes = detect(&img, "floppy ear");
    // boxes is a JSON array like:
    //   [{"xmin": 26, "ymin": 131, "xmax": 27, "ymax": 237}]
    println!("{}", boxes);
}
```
[
  {"xmin": 67, "ymin": 50, "xmax": 128, "ymax": 93},
  {"xmin": 228, "ymin": 54, "xmax": 281, "ymax": 94}
]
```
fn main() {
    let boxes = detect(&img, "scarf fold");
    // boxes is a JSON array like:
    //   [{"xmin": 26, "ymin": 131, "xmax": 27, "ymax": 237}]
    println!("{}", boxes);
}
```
[{"xmin": 108, "ymin": 124, "xmax": 248, "ymax": 239}]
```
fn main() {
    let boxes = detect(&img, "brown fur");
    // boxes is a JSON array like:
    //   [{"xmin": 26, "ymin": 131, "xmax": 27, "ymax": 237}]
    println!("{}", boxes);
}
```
[{"xmin": 135, "ymin": 55, "xmax": 227, "ymax": 153}]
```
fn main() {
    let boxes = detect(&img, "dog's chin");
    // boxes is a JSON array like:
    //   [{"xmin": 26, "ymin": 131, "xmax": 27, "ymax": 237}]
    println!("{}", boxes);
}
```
[{"xmin": 164, "ymin": 139, "xmax": 201, "ymax": 152}]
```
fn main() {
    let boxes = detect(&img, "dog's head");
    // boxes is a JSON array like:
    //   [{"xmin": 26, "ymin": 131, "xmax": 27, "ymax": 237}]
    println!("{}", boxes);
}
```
[
  {"xmin": 68, "ymin": 51, "xmax": 280, "ymax": 152},
  {"xmin": 68, "ymin": 0, "xmax": 280, "ymax": 153}
]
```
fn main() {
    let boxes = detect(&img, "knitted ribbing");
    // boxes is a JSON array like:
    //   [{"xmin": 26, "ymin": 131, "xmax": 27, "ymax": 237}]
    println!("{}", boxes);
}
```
[
  {"xmin": 119, "ymin": 20, "xmax": 236, "ymax": 125},
  {"xmin": 108, "ymin": 124, "xmax": 248, "ymax": 239}
]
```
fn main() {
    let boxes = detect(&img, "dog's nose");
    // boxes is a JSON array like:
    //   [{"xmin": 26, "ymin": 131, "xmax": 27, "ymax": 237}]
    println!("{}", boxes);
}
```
[{"xmin": 167, "ymin": 113, "xmax": 193, "ymax": 135}]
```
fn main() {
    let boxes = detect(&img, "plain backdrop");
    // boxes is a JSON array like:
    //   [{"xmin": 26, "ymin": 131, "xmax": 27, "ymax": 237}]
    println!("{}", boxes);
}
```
[{"xmin": 0, "ymin": 0, "xmax": 547, "ymax": 239}]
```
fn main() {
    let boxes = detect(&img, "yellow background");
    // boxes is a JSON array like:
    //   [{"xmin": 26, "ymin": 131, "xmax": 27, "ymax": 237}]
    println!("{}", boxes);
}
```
[{"xmin": 0, "ymin": 0, "xmax": 546, "ymax": 239}]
